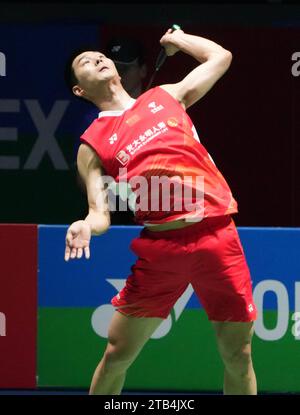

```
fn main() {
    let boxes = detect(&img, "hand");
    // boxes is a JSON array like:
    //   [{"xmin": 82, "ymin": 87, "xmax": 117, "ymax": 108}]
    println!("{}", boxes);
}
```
[
  {"xmin": 160, "ymin": 28, "xmax": 184, "ymax": 56},
  {"xmin": 65, "ymin": 220, "xmax": 91, "ymax": 261}
]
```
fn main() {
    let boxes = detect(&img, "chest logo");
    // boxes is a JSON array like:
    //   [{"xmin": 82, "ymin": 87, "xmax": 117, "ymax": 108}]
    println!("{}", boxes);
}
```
[
  {"xmin": 109, "ymin": 133, "xmax": 118, "ymax": 145},
  {"xmin": 126, "ymin": 114, "xmax": 140, "ymax": 126},
  {"xmin": 148, "ymin": 101, "xmax": 164, "ymax": 114},
  {"xmin": 116, "ymin": 150, "xmax": 130, "ymax": 166},
  {"xmin": 167, "ymin": 117, "xmax": 179, "ymax": 127}
]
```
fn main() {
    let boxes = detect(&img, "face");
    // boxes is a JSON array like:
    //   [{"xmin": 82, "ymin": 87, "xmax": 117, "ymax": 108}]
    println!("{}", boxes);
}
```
[{"xmin": 72, "ymin": 51, "xmax": 120, "ymax": 99}]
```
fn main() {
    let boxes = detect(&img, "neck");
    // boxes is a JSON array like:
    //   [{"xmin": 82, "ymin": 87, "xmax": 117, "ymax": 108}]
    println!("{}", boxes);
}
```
[{"xmin": 92, "ymin": 80, "xmax": 133, "ymax": 112}]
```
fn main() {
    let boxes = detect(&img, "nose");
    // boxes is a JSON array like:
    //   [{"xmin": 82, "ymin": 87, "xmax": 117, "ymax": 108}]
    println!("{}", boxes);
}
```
[{"xmin": 96, "ymin": 56, "xmax": 104, "ymax": 65}]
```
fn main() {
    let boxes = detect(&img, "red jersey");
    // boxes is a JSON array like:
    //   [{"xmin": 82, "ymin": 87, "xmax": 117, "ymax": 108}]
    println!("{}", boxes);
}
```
[{"xmin": 81, "ymin": 86, "xmax": 238, "ymax": 225}]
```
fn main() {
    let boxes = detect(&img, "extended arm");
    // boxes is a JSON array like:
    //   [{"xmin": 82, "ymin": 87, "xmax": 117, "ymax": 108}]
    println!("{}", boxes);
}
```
[
  {"xmin": 159, "ymin": 29, "xmax": 232, "ymax": 109},
  {"xmin": 64, "ymin": 144, "xmax": 110, "ymax": 261}
]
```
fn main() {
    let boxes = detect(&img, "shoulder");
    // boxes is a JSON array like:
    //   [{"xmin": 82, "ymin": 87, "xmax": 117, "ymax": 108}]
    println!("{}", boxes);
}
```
[
  {"xmin": 81, "ymin": 118, "xmax": 101, "ymax": 139},
  {"xmin": 157, "ymin": 84, "xmax": 186, "ymax": 110},
  {"xmin": 77, "ymin": 142, "xmax": 95, "ymax": 159}
]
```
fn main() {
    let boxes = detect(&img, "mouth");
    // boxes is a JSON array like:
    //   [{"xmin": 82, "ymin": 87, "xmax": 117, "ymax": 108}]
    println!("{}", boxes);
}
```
[{"xmin": 99, "ymin": 66, "xmax": 109, "ymax": 72}]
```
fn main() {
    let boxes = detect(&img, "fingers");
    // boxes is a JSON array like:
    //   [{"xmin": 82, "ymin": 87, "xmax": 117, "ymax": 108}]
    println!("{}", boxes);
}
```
[
  {"xmin": 66, "ymin": 232, "xmax": 73, "ymax": 247},
  {"xmin": 65, "ymin": 224, "xmax": 91, "ymax": 261},
  {"xmin": 64, "ymin": 245, "xmax": 71, "ymax": 262},
  {"xmin": 70, "ymin": 248, "xmax": 77, "ymax": 259},
  {"xmin": 64, "ymin": 244, "xmax": 90, "ymax": 261},
  {"xmin": 84, "ymin": 246, "xmax": 90, "ymax": 260}
]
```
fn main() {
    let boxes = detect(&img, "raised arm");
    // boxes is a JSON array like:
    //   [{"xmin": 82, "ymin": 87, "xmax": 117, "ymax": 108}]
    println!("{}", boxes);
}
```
[
  {"xmin": 64, "ymin": 144, "xmax": 110, "ymax": 261},
  {"xmin": 159, "ymin": 29, "xmax": 232, "ymax": 109}
]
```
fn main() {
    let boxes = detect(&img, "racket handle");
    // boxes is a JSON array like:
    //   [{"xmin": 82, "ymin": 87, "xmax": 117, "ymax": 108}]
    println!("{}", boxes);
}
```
[{"xmin": 155, "ymin": 24, "xmax": 181, "ymax": 71}]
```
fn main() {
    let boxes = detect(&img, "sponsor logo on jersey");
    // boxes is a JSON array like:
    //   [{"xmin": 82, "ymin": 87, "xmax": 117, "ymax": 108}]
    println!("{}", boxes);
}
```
[
  {"xmin": 148, "ymin": 101, "xmax": 164, "ymax": 114},
  {"xmin": 124, "ymin": 121, "xmax": 168, "ymax": 156},
  {"xmin": 109, "ymin": 133, "xmax": 118, "ymax": 145},
  {"xmin": 167, "ymin": 117, "xmax": 179, "ymax": 127},
  {"xmin": 116, "ymin": 150, "xmax": 130, "ymax": 166},
  {"xmin": 126, "ymin": 114, "xmax": 140, "ymax": 126}
]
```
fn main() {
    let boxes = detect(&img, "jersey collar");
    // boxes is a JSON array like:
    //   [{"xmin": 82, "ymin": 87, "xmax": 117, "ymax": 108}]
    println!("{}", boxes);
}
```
[{"xmin": 98, "ymin": 98, "xmax": 136, "ymax": 118}]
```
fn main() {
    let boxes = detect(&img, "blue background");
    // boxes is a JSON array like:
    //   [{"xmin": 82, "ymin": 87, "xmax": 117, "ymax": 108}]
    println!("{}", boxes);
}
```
[{"xmin": 38, "ymin": 225, "xmax": 300, "ymax": 311}]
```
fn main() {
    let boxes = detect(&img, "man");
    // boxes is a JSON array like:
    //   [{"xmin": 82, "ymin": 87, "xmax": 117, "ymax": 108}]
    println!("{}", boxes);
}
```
[
  {"xmin": 104, "ymin": 37, "xmax": 148, "ymax": 225},
  {"xmin": 105, "ymin": 37, "xmax": 147, "ymax": 98},
  {"xmin": 64, "ymin": 28, "xmax": 257, "ymax": 395}
]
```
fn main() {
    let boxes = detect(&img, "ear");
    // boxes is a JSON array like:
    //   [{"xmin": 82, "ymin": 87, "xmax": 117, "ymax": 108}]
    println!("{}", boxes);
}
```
[
  {"xmin": 140, "ymin": 63, "xmax": 147, "ymax": 79},
  {"xmin": 72, "ymin": 85, "xmax": 85, "ymax": 98}
]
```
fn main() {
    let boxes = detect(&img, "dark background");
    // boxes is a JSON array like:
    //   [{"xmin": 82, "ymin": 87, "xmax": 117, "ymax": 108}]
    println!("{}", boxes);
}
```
[{"xmin": 0, "ymin": 1, "xmax": 300, "ymax": 227}]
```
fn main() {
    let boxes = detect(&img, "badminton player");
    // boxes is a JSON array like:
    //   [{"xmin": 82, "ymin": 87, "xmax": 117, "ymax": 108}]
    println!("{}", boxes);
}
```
[{"xmin": 64, "ymin": 28, "xmax": 257, "ymax": 395}]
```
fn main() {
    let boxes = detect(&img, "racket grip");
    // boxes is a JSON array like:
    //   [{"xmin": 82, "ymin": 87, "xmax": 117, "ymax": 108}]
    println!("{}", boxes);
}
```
[{"xmin": 155, "ymin": 24, "xmax": 181, "ymax": 71}]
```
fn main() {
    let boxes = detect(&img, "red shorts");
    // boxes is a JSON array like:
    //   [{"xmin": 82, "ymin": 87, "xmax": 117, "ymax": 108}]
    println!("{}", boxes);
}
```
[{"xmin": 111, "ymin": 215, "xmax": 257, "ymax": 322}]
